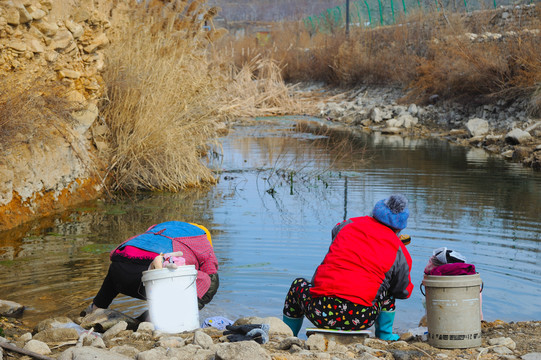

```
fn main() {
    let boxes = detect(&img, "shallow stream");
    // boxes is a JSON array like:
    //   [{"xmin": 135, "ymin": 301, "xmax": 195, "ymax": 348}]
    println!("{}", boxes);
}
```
[{"xmin": 1, "ymin": 117, "xmax": 540, "ymax": 335}]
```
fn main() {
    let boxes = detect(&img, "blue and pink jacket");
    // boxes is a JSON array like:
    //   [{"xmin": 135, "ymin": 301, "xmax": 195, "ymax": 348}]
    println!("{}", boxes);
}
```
[{"xmin": 110, "ymin": 221, "xmax": 219, "ymax": 299}]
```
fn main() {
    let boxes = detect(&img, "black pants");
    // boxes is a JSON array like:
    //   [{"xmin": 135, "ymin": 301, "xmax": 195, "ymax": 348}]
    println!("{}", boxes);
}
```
[{"xmin": 93, "ymin": 261, "xmax": 149, "ymax": 308}]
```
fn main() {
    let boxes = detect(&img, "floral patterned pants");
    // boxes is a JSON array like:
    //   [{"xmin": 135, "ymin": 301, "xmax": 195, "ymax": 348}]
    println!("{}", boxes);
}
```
[{"xmin": 283, "ymin": 277, "xmax": 395, "ymax": 330}]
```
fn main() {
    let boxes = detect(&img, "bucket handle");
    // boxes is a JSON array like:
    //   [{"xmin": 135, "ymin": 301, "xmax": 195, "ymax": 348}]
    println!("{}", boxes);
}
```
[{"xmin": 420, "ymin": 281, "xmax": 484, "ymax": 297}]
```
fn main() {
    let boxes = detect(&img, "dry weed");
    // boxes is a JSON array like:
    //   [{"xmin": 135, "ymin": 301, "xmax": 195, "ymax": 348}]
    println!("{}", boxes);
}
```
[
  {"xmin": 101, "ymin": 0, "xmax": 224, "ymax": 192},
  {"xmin": 0, "ymin": 77, "xmax": 82, "ymax": 147}
]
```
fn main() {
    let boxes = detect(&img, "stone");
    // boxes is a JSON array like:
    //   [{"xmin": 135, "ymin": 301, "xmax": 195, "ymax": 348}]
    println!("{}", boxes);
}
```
[
  {"xmin": 277, "ymin": 336, "xmax": 304, "ymax": 350},
  {"xmin": 489, "ymin": 336, "xmax": 517, "ymax": 350},
  {"xmin": 136, "ymin": 347, "xmax": 167, "ymax": 360},
  {"xmin": 33, "ymin": 328, "xmax": 79, "ymax": 343},
  {"xmin": 493, "ymin": 346, "xmax": 514, "ymax": 354},
  {"xmin": 370, "ymin": 107, "xmax": 383, "ymax": 123},
  {"xmin": 215, "ymin": 341, "xmax": 271, "ymax": 360},
  {"xmin": 34, "ymin": 317, "xmax": 74, "ymax": 333},
  {"xmin": 110, "ymin": 345, "xmax": 140, "ymax": 358},
  {"xmin": 44, "ymin": 50, "xmax": 58, "ymax": 62},
  {"xmin": 18, "ymin": 332, "xmax": 32, "ymax": 342},
  {"xmin": 83, "ymin": 32, "xmax": 109, "ymax": 53},
  {"xmin": 232, "ymin": 316, "xmax": 293, "ymax": 337},
  {"xmin": 5, "ymin": 6, "xmax": 20, "ymax": 25},
  {"xmin": 0, "ymin": 299, "xmax": 24, "ymax": 317},
  {"xmin": 58, "ymin": 346, "xmax": 133, "ymax": 360},
  {"xmin": 102, "ymin": 320, "xmax": 128, "ymax": 341},
  {"xmin": 27, "ymin": 38, "xmax": 45, "ymax": 53},
  {"xmin": 407, "ymin": 104, "xmax": 418, "ymax": 116},
  {"xmin": 65, "ymin": 19, "xmax": 84, "ymax": 38},
  {"xmin": 7, "ymin": 40, "xmax": 26, "ymax": 53},
  {"xmin": 193, "ymin": 330, "xmax": 214, "ymax": 349},
  {"xmin": 71, "ymin": 102, "xmax": 99, "ymax": 135},
  {"xmin": 505, "ymin": 128, "xmax": 532, "ymax": 144},
  {"xmin": 29, "ymin": 8, "xmax": 47, "ymax": 20},
  {"xmin": 158, "ymin": 336, "xmax": 185, "ymax": 348},
  {"xmin": 80, "ymin": 308, "xmax": 139, "ymax": 332},
  {"xmin": 136, "ymin": 321, "xmax": 154, "ymax": 333},
  {"xmin": 521, "ymin": 353, "xmax": 541, "ymax": 360},
  {"xmin": 466, "ymin": 118, "xmax": 490, "ymax": 137},
  {"xmin": 23, "ymin": 339, "xmax": 51, "ymax": 355},
  {"xmin": 306, "ymin": 333, "xmax": 326, "ymax": 351},
  {"xmin": 33, "ymin": 19, "xmax": 59, "ymax": 37},
  {"xmin": 50, "ymin": 29, "xmax": 74, "ymax": 50},
  {"xmin": 58, "ymin": 69, "xmax": 81, "ymax": 79},
  {"xmin": 16, "ymin": 4, "xmax": 32, "ymax": 23}
]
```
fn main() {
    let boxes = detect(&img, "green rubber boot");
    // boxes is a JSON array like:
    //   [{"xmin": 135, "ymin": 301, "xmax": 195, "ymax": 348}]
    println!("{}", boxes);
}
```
[
  {"xmin": 283, "ymin": 315, "xmax": 303, "ymax": 337},
  {"xmin": 375, "ymin": 310, "xmax": 400, "ymax": 341}
]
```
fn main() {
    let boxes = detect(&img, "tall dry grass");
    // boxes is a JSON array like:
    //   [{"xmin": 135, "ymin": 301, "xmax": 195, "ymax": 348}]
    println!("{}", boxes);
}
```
[
  {"xmin": 101, "ymin": 0, "xmax": 229, "ymax": 192},
  {"xmin": 101, "ymin": 0, "xmax": 309, "ymax": 193},
  {"xmin": 217, "ymin": 5, "xmax": 541, "ymax": 110}
]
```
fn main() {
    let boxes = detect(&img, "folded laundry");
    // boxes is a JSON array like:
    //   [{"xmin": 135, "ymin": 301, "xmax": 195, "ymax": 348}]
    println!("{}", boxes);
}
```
[{"xmin": 428, "ymin": 263, "xmax": 476, "ymax": 276}]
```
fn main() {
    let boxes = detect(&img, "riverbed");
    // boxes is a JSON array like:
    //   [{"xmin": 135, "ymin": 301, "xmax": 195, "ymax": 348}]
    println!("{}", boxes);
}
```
[{"xmin": 0, "ymin": 117, "xmax": 540, "ymax": 335}]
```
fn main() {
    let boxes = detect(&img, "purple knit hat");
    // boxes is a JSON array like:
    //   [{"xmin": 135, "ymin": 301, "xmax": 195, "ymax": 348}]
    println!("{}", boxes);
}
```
[{"xmin": 371, "ymin": 194, "xmax": 409, "ymax": 230}]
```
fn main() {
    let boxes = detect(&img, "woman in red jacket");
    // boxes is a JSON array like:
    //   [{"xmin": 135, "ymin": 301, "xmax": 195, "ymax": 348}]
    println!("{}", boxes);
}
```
[{"xmin": 282, "ymin": 194, "xmax": 413, "ymax": 340}]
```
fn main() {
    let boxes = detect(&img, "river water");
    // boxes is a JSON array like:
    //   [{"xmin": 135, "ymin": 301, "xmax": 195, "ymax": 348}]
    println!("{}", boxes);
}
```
[{"xmin": 1, "ymin": 117, "xmax": 540, "ymax": 335}]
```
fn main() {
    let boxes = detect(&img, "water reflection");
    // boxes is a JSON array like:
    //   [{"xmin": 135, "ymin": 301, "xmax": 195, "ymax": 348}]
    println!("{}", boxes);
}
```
[{"xmin": 0, "ymin": 118, "xmax": 540, "ymax": 334}]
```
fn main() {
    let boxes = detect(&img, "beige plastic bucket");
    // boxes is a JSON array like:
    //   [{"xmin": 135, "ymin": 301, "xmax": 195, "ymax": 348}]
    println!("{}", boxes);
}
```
[
  {"xmin": 142, "ymin": 265, "xmax": 199, "ymax": 333},
  {"xmin": 422, "ymin": 274, "xmax": 482, "ymax": 349}
]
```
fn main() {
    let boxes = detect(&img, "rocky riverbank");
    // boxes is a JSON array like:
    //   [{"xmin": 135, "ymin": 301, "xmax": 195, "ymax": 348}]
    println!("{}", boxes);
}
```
[
  {"xmin": 296, "ymin": 84, "xmax": 541, "ymax": 170},
  {"xmin": 0, "ymin": 305, "xmax": 540, "ymax": 360}
]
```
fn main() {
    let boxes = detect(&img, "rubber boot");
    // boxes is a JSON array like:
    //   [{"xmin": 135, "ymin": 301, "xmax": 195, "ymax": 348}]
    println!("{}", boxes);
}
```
[
  {"xmin": 283, "ymin": 315, "xmax": 303, "ymax": 337},
  {"xmin": 375, "ymin": 310, "xmax": 400, "ymax": 341}
]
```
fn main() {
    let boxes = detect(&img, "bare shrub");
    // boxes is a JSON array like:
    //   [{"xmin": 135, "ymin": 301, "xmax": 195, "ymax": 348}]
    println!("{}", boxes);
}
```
[{"xmin": 0, "ymin": 77, "xmax": 81, "ymax": 147}]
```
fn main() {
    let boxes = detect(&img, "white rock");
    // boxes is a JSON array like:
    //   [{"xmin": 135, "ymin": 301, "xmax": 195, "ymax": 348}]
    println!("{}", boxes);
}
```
[
  {"xmin": 488, "ymin": 337, "xmax": 516, "ymax": 350},
  {"xmin": 23, "ymin": 340, "xmax": 51, "ymax": 355},
  {"xmin": 505, "ymin": 128, "xmax": 532, "ymax": 144},
  {"xmin": 306, "ymin": 333, "xmax": 326, "ymax": 351},
  {"xmin": 466, "ymin": 118, "xmax": 489, "ymax": 137},
  {"xmin": 193, "ymin": 330, "xmax": 214, "ymax": 349}
]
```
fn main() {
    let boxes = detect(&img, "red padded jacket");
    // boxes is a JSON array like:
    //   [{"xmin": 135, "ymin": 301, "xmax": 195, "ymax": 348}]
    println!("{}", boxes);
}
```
[{"xmin": 310, "ymin": 216, "xmax": 413, "ymax": 306}]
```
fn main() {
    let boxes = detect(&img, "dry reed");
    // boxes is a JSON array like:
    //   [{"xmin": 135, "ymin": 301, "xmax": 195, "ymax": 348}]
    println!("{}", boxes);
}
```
[
  {"xmin": 101, "ymin": 0, "xmax": 226, "ymax": 192},
  {"xmin": 101, "ymin": 0, "xmax": 311, "ymax": 193}
]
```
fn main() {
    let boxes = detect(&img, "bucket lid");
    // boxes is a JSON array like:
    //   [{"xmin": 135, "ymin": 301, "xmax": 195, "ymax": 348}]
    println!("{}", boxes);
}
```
[
  {"xmin": 142, "ymin": 264, "xmax": 197, "ymax": 283},
  {"xmin": 423, "ymin": 273, "xmax": 481, "ymax": 288}
]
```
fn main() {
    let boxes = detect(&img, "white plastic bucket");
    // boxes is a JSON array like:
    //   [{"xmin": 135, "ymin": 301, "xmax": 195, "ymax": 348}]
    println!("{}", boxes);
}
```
[
  {"xmin": 141, "ymin": 265, "xmax": 199, "ymax": 333},
  {"xmin": 422, "ymin": 274, "xmax": 482, "ymax": 349}
]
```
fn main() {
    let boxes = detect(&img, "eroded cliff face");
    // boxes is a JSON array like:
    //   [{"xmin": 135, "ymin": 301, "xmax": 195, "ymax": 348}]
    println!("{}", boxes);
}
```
[{"xmin": 0, "ymin": 0, "xmax": 114, "ymax": 231}]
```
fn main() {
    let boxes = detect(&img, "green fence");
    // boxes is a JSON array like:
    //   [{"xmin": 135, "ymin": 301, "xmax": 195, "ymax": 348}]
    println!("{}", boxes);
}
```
[{"xmin": 303, "ymin": 0, "xmax": 538, "ymax": 33}]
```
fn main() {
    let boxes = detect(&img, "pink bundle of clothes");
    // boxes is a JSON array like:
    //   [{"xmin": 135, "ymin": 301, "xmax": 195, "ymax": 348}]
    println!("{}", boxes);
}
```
[{"xmin": 424, "ymin": 247, "xmax": 483, "ymax": 320}]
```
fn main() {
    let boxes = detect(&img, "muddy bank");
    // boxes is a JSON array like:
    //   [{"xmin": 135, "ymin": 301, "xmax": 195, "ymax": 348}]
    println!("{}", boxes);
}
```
[{"xmin": 294, "ymin": 84, "xmax": 541, "ymax": 170}]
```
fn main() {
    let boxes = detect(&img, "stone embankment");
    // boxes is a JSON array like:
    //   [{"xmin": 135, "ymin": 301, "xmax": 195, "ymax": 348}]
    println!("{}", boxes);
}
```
[
  {"xmin": 0, "ymin": 0, "xmax": 111, "ymax": 231},
  {"xmin": 0, "ymin": 303, "xmax": 540, "ymax": 360},
  {"xmin": 313, "ymin": 85, "xmax": 541, "ymax": 170}
]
